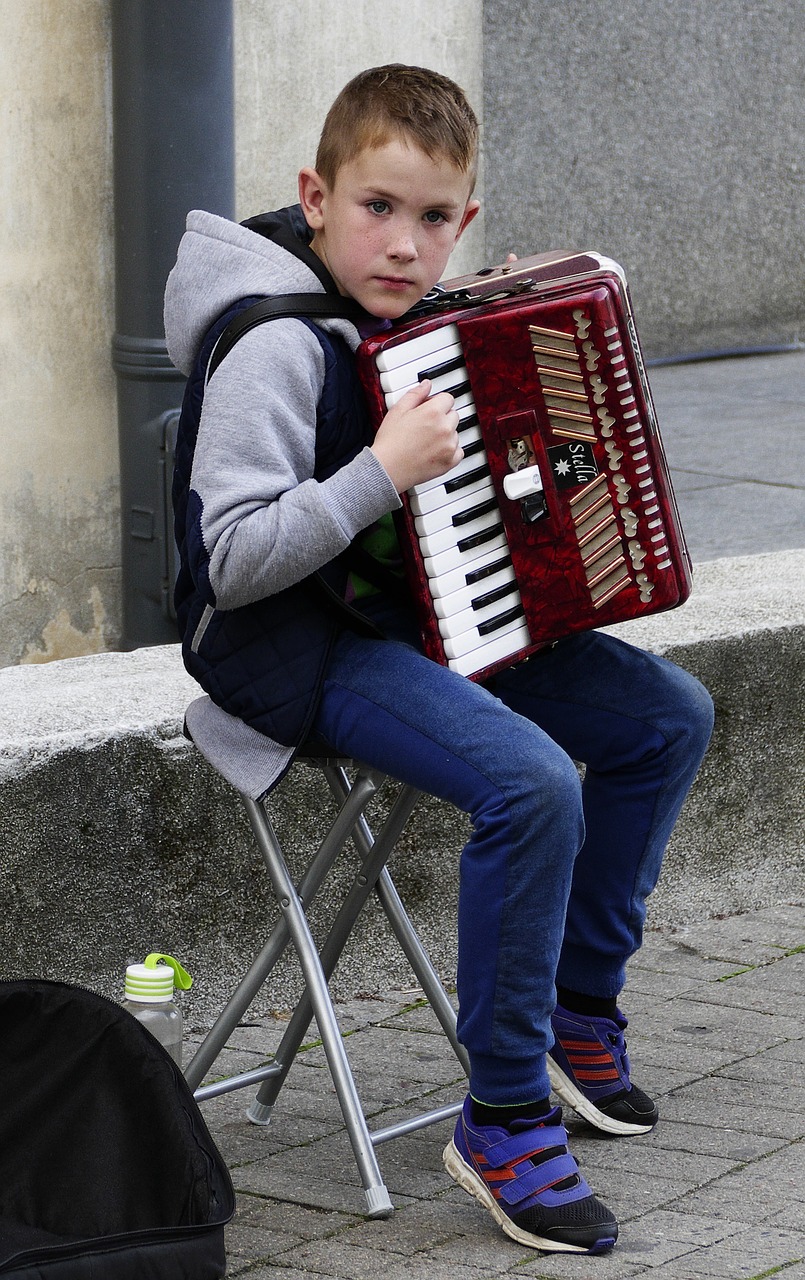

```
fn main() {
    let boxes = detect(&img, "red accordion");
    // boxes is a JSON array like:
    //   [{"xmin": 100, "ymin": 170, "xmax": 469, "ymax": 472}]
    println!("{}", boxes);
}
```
[{"xmin": 357, "ymin": 251, "xmax": 691, "ymax": 681}]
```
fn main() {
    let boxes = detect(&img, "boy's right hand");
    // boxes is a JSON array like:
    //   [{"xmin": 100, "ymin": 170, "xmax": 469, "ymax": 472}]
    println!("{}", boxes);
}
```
[{"xmin": 370, "ymin": 380, "xmax": 463, "ymax": 494}]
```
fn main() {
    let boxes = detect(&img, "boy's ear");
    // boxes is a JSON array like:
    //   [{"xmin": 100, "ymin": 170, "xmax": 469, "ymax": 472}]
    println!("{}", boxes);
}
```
[
  {"xmin": 298, "ymin": 166, "xmax": 327, "ymax": 230},
  {"xmin": 456, "ymin": 198, "xmax": 481, "ymax": 243}
]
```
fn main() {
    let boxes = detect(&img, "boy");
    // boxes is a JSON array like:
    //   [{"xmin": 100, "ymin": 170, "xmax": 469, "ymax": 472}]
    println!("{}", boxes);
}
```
[{"xmin": 165, "ymin": 65, "xmax": 713, "ymax": 1255}]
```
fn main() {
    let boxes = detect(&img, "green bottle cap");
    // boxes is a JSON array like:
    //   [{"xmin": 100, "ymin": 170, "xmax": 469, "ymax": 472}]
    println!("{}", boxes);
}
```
[{"xmin": 124, "ymin": 953, "xmax": 193, "ymax": 1002}]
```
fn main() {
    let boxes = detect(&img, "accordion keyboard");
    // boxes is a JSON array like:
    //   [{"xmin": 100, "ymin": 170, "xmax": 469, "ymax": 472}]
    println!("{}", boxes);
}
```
[{"xmin": 376, "ymin": 326, "xmax": 532, "ymax": 676}]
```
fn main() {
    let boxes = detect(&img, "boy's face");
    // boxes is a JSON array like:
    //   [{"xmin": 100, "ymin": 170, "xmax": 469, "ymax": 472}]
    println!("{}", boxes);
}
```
[{"xmin": 299, "ymin": 137, "xmax": 479, "ymax": 319}]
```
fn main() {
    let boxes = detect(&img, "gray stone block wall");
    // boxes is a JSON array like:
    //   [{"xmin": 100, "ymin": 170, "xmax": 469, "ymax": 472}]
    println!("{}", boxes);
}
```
[
  {"xmin": 1, "ymin": 551, "xmax": 802, "ymax": 1031},
  {"xmin": 482, "ymin": 1, "xmax": 805, "ymax": 359}
]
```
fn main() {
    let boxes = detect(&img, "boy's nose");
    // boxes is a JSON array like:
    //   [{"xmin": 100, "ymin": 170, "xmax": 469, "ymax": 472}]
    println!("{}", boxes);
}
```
[{"xmin": 387, "ymin": 230, "xmax": 417, "ymax": 261}]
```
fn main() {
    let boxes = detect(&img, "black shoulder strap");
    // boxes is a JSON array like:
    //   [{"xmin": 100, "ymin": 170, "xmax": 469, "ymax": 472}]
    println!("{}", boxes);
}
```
[{"xmin": 207, "ymin": 294, "xmax": 365, "ymax": 380}]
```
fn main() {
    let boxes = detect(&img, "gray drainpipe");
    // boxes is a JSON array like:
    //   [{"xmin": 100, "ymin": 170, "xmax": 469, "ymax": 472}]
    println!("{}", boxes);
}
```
[{"xmin": 111, "ymin": 0, "xmax": 234, "ymax": 648}]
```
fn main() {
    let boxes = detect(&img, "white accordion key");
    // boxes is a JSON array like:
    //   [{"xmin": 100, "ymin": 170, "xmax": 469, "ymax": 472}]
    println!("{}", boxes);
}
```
[
  {"xmin": 423, "ymin": 527, "xmax": 509, "ymax": 580},
  {"xmin": 427, "ymin": 546, "xmax": 514, "ymax": 601},
  {"xmin": 383, "ymin": 358, "xmax": 471, "ymax": 405},
  {"xmin": 437, "ymin": 578, "xmax": 520, "ymax": 642},
  {"xmin": 433, "ymin": 562, "xmax": 517, "ymax": 620},
  {"xmin": 438, "ymin": 595, "xmax": 521, "ymax": 646},
  {"xmin": 379, "ymin": 339, "xmax": 464, "ymax": 394},
  {"xmin": 374, "ymin": 324, "xmax": 461, "ymax": 373},
  {"xmin": 413, "ymin": 481, "xmax": 497, "ymax": 537},
  {"xmin": 418, "ymin": 502, "xmax": 502, "ymax": 558},
  {"xmin": 447, "ymin": 619, "xmax": 532, "ymax": 676},
  {"xmin": 409, "ymin": 468, "xmax": 491, "ymax": 517},
  {"xmin": 443, "ymin": 606, "xmax": 526, "ymax": 660}
]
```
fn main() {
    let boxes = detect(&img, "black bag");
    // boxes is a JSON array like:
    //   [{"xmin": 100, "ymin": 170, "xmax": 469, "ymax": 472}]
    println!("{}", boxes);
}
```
[{"xmin": 0, "ymin": 981, "xmax": 234, "ymax": 1278}]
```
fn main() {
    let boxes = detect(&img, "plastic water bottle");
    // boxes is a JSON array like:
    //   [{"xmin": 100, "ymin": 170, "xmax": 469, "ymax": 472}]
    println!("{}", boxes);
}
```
[{"xmin": 122, "ymin": 952, "xmax": 192, "ymax": 1067}]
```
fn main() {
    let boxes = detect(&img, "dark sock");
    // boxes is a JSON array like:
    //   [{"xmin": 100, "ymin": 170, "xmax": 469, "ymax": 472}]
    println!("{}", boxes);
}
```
[
  {"xmin": 470, "ymin": 1094, "xmax": 579, "ymax": 1191},
  {"xmin": 470, "ymin": 1095, "xmax": 553, "ymax": 1129},
  {"xmin": 556, "ymin": 985, "xmax": 618, "ymax": 1021}
]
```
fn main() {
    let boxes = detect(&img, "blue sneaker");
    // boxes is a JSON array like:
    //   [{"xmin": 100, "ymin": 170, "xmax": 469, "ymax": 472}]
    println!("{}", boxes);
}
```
[
  {"xmin": 548, "ymin": 1005, "xmax": 659, "ymax": 1135},
  {"xmin": 443, "ymin": 1095, "xmax": 618, "ymax": 1254}
]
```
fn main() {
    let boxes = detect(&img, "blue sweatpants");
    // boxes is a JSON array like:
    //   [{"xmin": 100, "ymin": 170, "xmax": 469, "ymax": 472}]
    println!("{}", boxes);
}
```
[{"xmin": 311, "ymin": 601, "xmax": 714, "ymax": 1106}]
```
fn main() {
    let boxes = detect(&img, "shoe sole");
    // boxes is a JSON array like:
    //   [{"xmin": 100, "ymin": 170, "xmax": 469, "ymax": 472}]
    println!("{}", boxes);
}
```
[
  {"xmin": 547, "ymin": 1058, "xmax": 656, "ymax": 1136},
  {"xmin": 442, "ymin": 1139, "xmax": 616, "ymax": 1254}
]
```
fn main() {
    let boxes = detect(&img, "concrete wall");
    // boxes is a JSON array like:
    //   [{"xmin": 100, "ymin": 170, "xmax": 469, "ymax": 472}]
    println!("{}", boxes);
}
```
[
  {"xmin": 0, "ymin": 0, "xmax": 482, "ymax": 669},
  {"xmin": 1, "ymin": 2, "xmax": 120, "ymax": 666},
  {"xmin": 1, "ymin": 551, "xmax": 802, "ymax": 1029},
  {"xmin": 483, "ymin": 0, "xmax": 805, "ymax": 360},
  {"xmin": 234, "ymin": 0, "xmax": 484, "ymax": 272}
]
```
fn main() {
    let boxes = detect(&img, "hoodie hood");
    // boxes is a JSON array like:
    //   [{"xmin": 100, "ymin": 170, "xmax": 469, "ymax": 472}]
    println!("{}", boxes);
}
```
[
  {"xmin": 240, "ymin": 204, "xmax": 330, "ymax": 285},
  {"xmin": 164, "ymin": 206, "xmax": 357, "ymax": 375}
]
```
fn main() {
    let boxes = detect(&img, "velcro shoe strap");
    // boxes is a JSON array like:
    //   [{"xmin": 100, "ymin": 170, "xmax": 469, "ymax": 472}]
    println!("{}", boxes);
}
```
[
  {"xmin": 497, "ymin": 1153, "xmax": 584, "ymax": 1207},
  {"xmin": 483, "ymin": 1124, "xmax": 567, "ymax": 1168}
]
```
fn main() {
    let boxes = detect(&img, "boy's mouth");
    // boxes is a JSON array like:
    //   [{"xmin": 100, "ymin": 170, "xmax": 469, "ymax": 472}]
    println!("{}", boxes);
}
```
[{"xmin": 376, "ymin": 275, "xmax": 415, "ymax": 290}]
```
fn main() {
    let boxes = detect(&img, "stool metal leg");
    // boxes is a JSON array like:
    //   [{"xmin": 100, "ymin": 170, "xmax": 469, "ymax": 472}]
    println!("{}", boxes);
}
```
[
  {"xmin": 247, "ymin": 776, "xmax": 422, "ymax": 1123},
  {"xmin": 324, "ymin": 768, "xmax": 470, "ymax": 1074},
  {"xmin": 374, "ymin": 867, "xmax": 469, "ymax": 1075},
  {"xmin": 240, "ymin": 784, "xmax": 421, "ymax": 1219},
  {"xmin": 184, "ymin": 767, "xmax": 384, "ymax": 1094}
]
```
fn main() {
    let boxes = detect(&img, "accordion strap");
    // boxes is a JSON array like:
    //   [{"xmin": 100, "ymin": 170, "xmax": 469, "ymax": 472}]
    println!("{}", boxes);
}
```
[{"xmin": 207, "ymin": 293, "xmax": 365, "ymax": 380}]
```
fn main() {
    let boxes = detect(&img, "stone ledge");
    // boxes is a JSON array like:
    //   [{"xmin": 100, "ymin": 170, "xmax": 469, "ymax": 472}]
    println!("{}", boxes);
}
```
[{"xmin": 1, "ymin": 549, "xmax": 802, "ymax": 1027}]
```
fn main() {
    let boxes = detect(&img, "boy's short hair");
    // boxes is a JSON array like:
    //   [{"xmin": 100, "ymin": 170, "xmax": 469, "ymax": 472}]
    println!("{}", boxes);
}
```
[{"xmin": 315, "ymin": 64, "xmax": 479, "ymax": 192}]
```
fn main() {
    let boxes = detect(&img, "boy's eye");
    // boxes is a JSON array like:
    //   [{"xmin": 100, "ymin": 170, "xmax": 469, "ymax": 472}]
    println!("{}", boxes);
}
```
[
  {"xmin": 423, "ymin": 210, "xmax": 447, "ymax": 225},
  {"xmin": 368, "ymin": 200, "xmax": 390, "ymax": 215}
]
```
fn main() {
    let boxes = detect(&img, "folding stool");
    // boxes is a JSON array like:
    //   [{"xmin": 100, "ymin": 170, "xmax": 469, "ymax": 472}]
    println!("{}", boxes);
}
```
[{"xmin": 181, "ymin": 695, "xmax": 469, "ymax": 1218}]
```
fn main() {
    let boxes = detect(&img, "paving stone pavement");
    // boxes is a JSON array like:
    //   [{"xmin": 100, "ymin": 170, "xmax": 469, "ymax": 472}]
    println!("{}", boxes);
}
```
[
  {"xmin": 194, "ymin": 900, "xmax": 804, "ymax": 1280},
  {"xmin": 648, "ymin": 349, "xmax": 805, "ymax": 566}
]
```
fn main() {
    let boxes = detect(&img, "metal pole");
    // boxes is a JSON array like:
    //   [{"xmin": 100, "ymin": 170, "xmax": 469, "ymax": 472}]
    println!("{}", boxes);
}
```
[{"xmin": 111, "ymin": 0, "xmax": 234, "ymax": 647}]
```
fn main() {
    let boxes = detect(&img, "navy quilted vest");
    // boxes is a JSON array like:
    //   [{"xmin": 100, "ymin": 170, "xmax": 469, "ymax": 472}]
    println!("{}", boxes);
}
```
[{"xmin": 172, "ymin": 297, "xmax": 376, "ymax": 748}]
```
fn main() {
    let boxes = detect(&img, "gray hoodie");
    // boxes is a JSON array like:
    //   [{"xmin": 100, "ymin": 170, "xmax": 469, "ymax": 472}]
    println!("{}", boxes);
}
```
[{"xmin": 164, "ymin": 210, "xmax": 400, "ymax": 613}]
